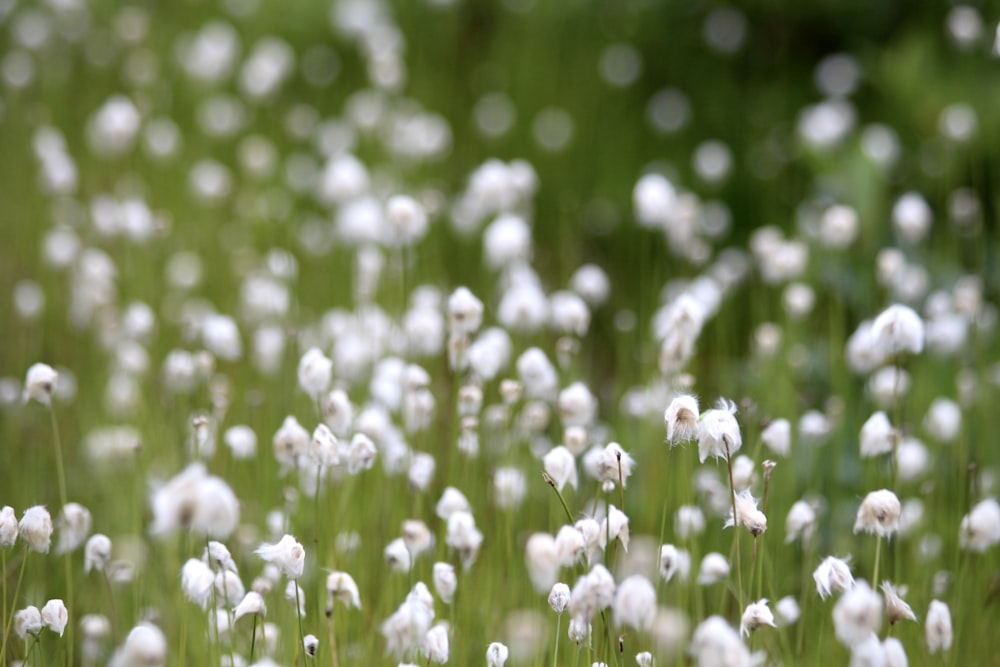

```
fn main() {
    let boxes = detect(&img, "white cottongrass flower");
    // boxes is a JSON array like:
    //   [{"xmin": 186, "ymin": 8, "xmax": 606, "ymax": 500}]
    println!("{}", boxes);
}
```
[
  {"xmin": 833, "ymin": 581, "xmax": 882, "ymax": 647},
  {"xmin": 285, "ymin": 580, "xmax": 306, "ymax": 617},
  {"xmin": 775, "ymin": 596, "xmax": 801, "ymax": 626},
  {"xmin": 760, "ymin": 418, "xmax": 791, "ymax": 457},
  {"xmin": 613, "ymin": 575, "xmax": 656, "ymax": 632},
  {"xmin": 486, "ymin": 641, "xmax": 509, "ymax": 666},
  {"xmin": 255, "ymin": 534, "xmax": 305, "ymax": 579},
  {"xmin": 664, "ymin": 394, "xmax": 700, "ymax": 444},
  {"xmin": 740, "ymin": 599, "xmax": 776, "ymax": 637},
  {"xmin": 448, "ymin": 287, "xmax": 484, "ymax": 335},
  {"xmin": 18, "ymin": 505, "xmax": 53, "ymax": 553},
  {"xmin": 549, "ymin": 582, "xmax": 571, "ymax": 613},
  {"xmin": 56, "ymin": 502, "xmax": 92, "ymax": 555},
  {"xmin": 569, "ymin": 564, "xmax": 616, "ymax": 623},
  {"xmin": 23, "ymin": 362, "xmax": 58, "ymax": 405},
  {"xmin": 432, "ymin": 562, "xmax": 456, "ymax": 604},
  {"xmin": 600, "ymin": 505, "xmax": 631, "ymax": 552},
  {"xmin": 871, "ymin": 304, "xmax": 924, "ymax": 357},
  {"xmin": 233, "ymin": 591, "xmax": 266, "ymax": 622},
  {"xmin": 595, "ymin": 442, "xmax": 635, "ymax": 487},
  {"xmin": 555, "ymin": 524, "xmax": 585, "ymax": 567},
  {"xmin": 543, "ymin": 446, "xmax": 578, "ymax": 491},
  {"xmin": 39, "ymin": 599, "xmax": 67, "ymax": 637},
  {"xmin": 384, "ymin": 537, "xmax": 412, "ymax": 573},
  {"xmin": 149, "ymin": 462, "xmax": 240, "ymax": 539},
  {"xmin": 0, "ymin": 506, "xmax": 17, "ymax": 547},
  {"xmin": 445, "ymin": 511, "xmax": 483, "ymax": 569},
  {"xmin": 689, "ymin": 616, "xmax": 753, "ymax": 667},
  {"xmin": 697, "ymin": 399, "xmax": 742, "ymax": 462},
  {"xmin": 85, "ymin": 533, "xmax": 112, "ymax": 573},
  {"xmin": 310, "ymin": 423, "xmax": 340, "ymax": 468},
  {"xmin": 223, "ymin": 425, "xmax": 257, "ymax": 459},
  {"xmin": 110, "ymin": 622, "xmax": 167, "ymax": 667},
  {"xmin": 435, "ymin": 487, "xmax": 470, "ymax": 520},
  {"xmin": 675, "ymin": 505, "xmax": 706, "ymax": 539},
  {"xmin": 785, "ymin": 500, "xmax": 817, "ymax": 544},
  {"xmin": 724, "ymin": 489, "xmax": 767, "ymax": 537},
  {"xmin": 297, "ymin": 347, "xmax": 332, "ymax": 400},
  {"xmin": 959, "ymin": 498, "xmax": 1000, "ymax": 552},
  {"xmin": 181, "ymin": 558, "xmax": 215, "ymax": 609},
  {"xmin": 659, "ymin": 544, "xmax": 691, "ymax": 583},
  {"xmin": 493, "ymin": 467, "xmax": 527, "ymax": 509},
  {"xmin": 326, "ymin": 571, "xmax": 361, "ymax": 611},
  {"xmin": 214, "ymin": 569, "xmax": 245, "ymax": 607},
  {"xmin": 15, "ymin": 606, "xmax": 42, "ymax": 639},
  {"xmin": 303, "ymin": 633, "xmax": 319, "ymax": 657},
  {"xmin": 925, "ymin": 600, "xmax": 952, "ymax": 653},
  {"xmin": 859, "ymin": 411, "xmax": 895, "ymax": 458},
  {"xmin": 923, "ymin": 397, "xmax": 961, "ymax": 442},
  {"xmin": 346, "ymin": 433, "xmax": 378, "ymax": 474},
  {"xmin": 635, "ymin": 651, "xmax": 654, "ymax": 667},
  {"xmin": 424, "ymin": 622, "xmax": 449, "ymax": 663},
  {"xmin": 814, "ymin": 556, "xmax": 855, "ymax": 599},
  {"xmin": 697, "ymin": 552, "xmax": 730, "ymax": 585},
  {"xmin": 381, "ymin": 589, "xmax": 435, "ymax": 658},
  {"xmin": 525, "ymin": 533, "xmax": 560, "ymax": 593},
  {"xmin": 273, "ymin": 416, "xmax": 309, "ymax": 470},
  {"xmin": 880, "ymin": 581, "xmax": 917, "ymax": 625},
  {"xmin": 882, "ymin": 636, "xmax": 908, "ymax": 667},
  {"xmin": 853, "ymin": 489, "xmax": 901, "ymax": 538}
]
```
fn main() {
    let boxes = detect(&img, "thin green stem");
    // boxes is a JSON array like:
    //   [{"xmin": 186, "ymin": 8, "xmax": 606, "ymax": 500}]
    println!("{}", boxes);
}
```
[
  {"xmin": 249, "ymin": 614, "xmax": 258, "ymax": 664},
  {"xmin": 553, "ymin": 613, "xmax": 561, "ymax": 667},
  {"xmin": 872, "ymin": 535, "xmax": 883, "ymax": 590},
  {"xmin": 328, "ymin": 608, "xmax": 340, "ymax": 667},
  {"xmin": 543, "ymin": 473, "xmax": 575, "ymax": 525},
  {"xmin": 0, "ymin": 547, "xmax": 29, "ymax": 666},
  {"xmin": 48, "ymin": 405, "xmax": 74, "ymax": 667},
  {"xmin": 726, "ymin": 444, "xmax": 744, "ymax": 614},
  {"xmin": 294, "ymin": 580, "xmax": 306, "ymax": 665}
]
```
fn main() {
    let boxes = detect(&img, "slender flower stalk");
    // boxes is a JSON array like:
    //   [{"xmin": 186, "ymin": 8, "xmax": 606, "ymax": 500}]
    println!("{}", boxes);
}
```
[
  {"xmin": 543, "ymin": 472, "xmax": 575, "ymax": 524},
  {"xmin": 0, "ymin": 546, "xmax": 30, "ymax": 663},
  {"xmin": 725, "ymin": 441, "xmax": 745, "ymax": 614},
  {"xmin": 48, "ymin": 403, "xmax": 74, "ymax": 667}
]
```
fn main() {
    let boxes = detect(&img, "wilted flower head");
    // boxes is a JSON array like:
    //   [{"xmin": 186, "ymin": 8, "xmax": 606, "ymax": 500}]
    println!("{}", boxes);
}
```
[
  {"xmin": 814, "ymin": 556, "xmax": 855, "ymax": 599},
  {"xmin": 740, "ymin": 599, "xmax": 775, "ymax": 637},
  {"xmin": 664, "ymin": 394, "xmax": 700, "ymax": 445},
  {"xmin": 486, "ymin": 641, "xmax": 509, "ymax": 666},
  {"xmin": 19, "ymin": 505, "xmax": 53, "ymax": 553},
  {"xmin": 853, "ymin": 489, "xmax": 901, "ymax": 538},
  {"xmin": 24, "ymin": 363, "xmax": 58, "ymax": 405},
  {"xmin": 233, "ymin": 591, "xmax": 267, "ymax": 622},
  {"xmin": 255, "ymin": 534, "xmax": 305, "ymax": 579},
  {"xmin": 724, "ymin": 489, "xmax": 767, "ymax": 537},
  {"xmin": 880, "ymin": 581, "xmax": 917, "ymax": 625},
  {"xmin": 697, "ymin": 399, "xmax": 742, "ymax": 462},
  {"xmin": 326, "ymin": 571, "xmax": 361, "ymax": 612}
]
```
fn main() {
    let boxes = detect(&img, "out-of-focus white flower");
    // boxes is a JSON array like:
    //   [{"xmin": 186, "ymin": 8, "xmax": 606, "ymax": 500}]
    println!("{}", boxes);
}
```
[
  {"xmin": 525, "ymin": 533, "xmax": 559, "ymax": 593},
  {"xmin": 871, "ymin": 304, "xmax": 924, "ymax": 357},
  {"xmin": 860, "ymin": 411, "xmax": 895, "ymax": 458},
  {"xmin": 785, "ymin": 500, "xmax": 817, "ymax": 544},
  {"xmin": 544, "ymin": 446, "xmax": 578, "ymax": 491},
  {"xmin": 0, "ymin": 506, "xmax": 17, "ymax": 548},
  {"xmin": 18, "ymin": 506, "xmax": 53, "ymax": 553},
  {"xmin": 925, "ymin": 600, "xmax": 952, "ymax": 653},
  {"xmin": 85, "ymin": 533, "xmax": 112, "ymax": 573},
  {"xmin": 14, "ymin": 606, "xmax": 42, "ymax": 639},
  {"xmin": 432, "ymin": 562, "xmax": 456, "ymax": 605},
  {"xmin": 959, "ymin": 498, "xmax": 1000, "ymax": 552},
  {"xmin": 256, "ymin": 534, "xmax": 305, "ymax": 579},
  {"xmin": 613, "ymin": 575, "xmax": 656, "ymax": 632},
  {"xmin": 833, "ymin": 581, "xmax": 881, "ymax": 647},
  {"xmin": 697, "ymin": 399, "xmax": 741, "ymax": 462},
  {"xmin": 853, "ymin": 489, "xmax": 901, "ymax": 538},
  {"xmin": 233, "ymin": 591, "xmax": 266, "ymax": 622},
  {"xmin": 814, "ymin": 556, "xmax": 854, "ymax": 599},
  {"xmin": 297, "ymin": 347, "xmax": 332, "ymax": 400},
  {"xmin": 110, "ymin": 622, "xmax": 167, "ymax": 667},
  {"xmin": 659, "ymin": 544, "xmax": 691, "ymax": 583},
  {"xmin": 40, "ymin": 599, "xmax": 68, "ymax": 636},
  {"xmin": 23, "ymin": 363, "xmax": 58, "ymax": 405},
  {"xmin": 697, "ymin": 552, "xmax": 730, "ymax": 585}
]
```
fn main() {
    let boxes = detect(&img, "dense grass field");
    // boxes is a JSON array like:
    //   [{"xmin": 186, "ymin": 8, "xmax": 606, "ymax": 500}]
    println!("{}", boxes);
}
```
[{"xmin": 0, "ymin": 0, "xmax": 998, "ymax": 665}]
